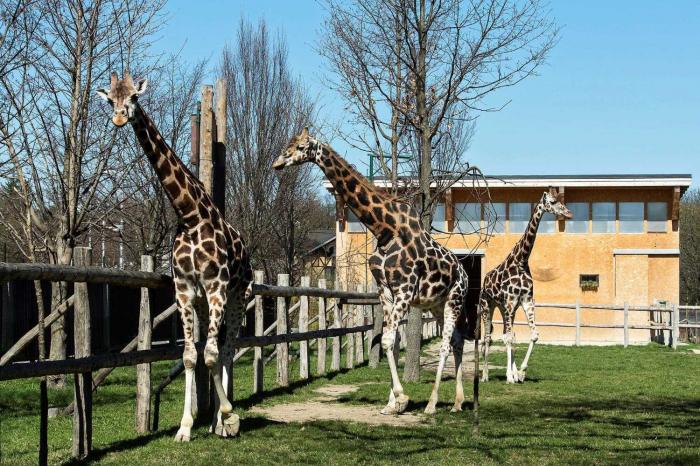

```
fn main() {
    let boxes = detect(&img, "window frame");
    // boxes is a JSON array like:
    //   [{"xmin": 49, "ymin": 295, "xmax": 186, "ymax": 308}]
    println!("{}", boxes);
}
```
[
  {"xmin": 619, "ymin": 202, "xmax": 645, "ymax": 234},
  {"xmin": 566, "ymin": 202, "xmax": 590, "ymax": 234},
  {"xmin": 508, "ymin": 202, "xmax": 532, "ymax": 234},
  {"xmin": 592, "ymin": 202, "xmax": 616, "ymax": 234},
  {"xmin": 647, "ymin": 202, "xmax": 668, "ymax": 233},
  {"xmin": 454, "ymin": 202, "xmax": 482, "ymax": 234}
]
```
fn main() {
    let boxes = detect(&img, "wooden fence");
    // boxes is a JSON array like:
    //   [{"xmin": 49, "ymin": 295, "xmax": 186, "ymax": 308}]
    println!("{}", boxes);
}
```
[
  {"xmin": 0, "ymin": 256, "xmax": 439, "ymax": 463},
  {"xmin": 492, "ymin": 301, "xmax": 688, "ymax": 349}
]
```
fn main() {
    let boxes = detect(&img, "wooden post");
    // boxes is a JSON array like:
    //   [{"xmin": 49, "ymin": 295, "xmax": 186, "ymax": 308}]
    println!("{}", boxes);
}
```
[
  {"xmin": 672, "ymin": 304, "xmax": 679, "ymax": 350},
  {"xmin": 317, "ymin": 279, "xmax": 327, "ymax": 375},
  {"xmin": 135, "ymin": 255, "xmax": 153, "ymax": 434},
  {"xmin": 253, "ymin": 271, "xmax": 264, "ymax": 394},
  {"xmin": 276, "ymin": 274, "xmax": 289, "ymax": 387},
  {"xmin": 190, "ymin": 113, "xmax": 200, "ymax": 177},
  {"xmin": 369, "ymin": 288, "xmax": 383, "ymax": 368},
  {"xmin": 102, "ymin": 284, "xmax": 110, "ymax": 352},
  {"xmin": 199, "ymin": 85, "xmax": 214, "ymax": 196},
  {"xmin": 623, "ymin": 302, "xmax": 629, "ymax": 348},
  {"xmin": 1, "ymin": 280, "xmax": 14, "ymax": 352},
  {"xmin": 345, "ymin": 283, "xmax": 354, "ymax": 369},
  {"xmin": 72, "ymin": 247, "xmax": 92, "ymax": 460},
  {"xmin": 331, "ymin": 295, "xmax": 341, "ymax": 372},
  {"xmin": 213, "ymin": 79, "xmax": 227, "ymax": 214},
  {"xmin": 355, "ymin": 284, "xmax": 364, "ymax": 363},
  {"xmin": 299, "ymin": 276, "xmax": 310, "ymax": 380},
  {"xmin": 575, "ymin": 300, "xmax": 581, "ymax": 346}
]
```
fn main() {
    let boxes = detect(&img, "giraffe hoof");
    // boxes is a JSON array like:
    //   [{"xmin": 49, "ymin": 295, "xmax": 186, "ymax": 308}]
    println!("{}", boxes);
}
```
[
  {"xmin": 480, "ymin": 375, "xmax": 489, "ymax": 383},
  {"xmin": 215, "ymin": 413, "xmax": 240, "ymax": 438},
  {"xmin": 174, "ymin": 428, "xmax": 191, "ymax": 442},
  {"xmin": 517, "ymin": 371, "xmax": 526, "ymax": 383},
  {"xmin": 450, "ymin": 403, "xmax": 463, "ymax": 413},
  {"xmin": 380, "ymin": 404, "xmax": 398, "ymax": 415},
  {"xmin": 395, "ymin": 394, "xmax": 409, "ymax": 414},
  {"xmin": 424, "ymin": 404, "xmax": 437, "ymax": 415}
]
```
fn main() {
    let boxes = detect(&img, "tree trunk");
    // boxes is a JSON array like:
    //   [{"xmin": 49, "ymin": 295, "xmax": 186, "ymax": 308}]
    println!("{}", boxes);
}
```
[
  {"xmin": 404, "ymin": 0, "xmax": 431, "ymax": 382},
  {"xmin": 48, "ymin": 236, "xmax": 73, "ymax": 388}
]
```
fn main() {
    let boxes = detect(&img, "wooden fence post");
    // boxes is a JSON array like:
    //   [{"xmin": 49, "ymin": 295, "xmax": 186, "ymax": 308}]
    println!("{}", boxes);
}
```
[
  {"xmin": 299, "ymin": 276, "xmax": 310, "ymax": 380},
  {"xmin": 316, "ymin": 279, "xmax": 327, "ymax": 375},
  {"xmin": 276, "ymin": 274, "xmax": 289, "ymax": 387},
  {"xmin": 331, "ymin": 291, "xmax": 341, "ymax": 372},
  {"xmin": 345, "ymin": 283, "xmax": 354, "ymax": 369},
  {"xmin": 575, "ymin": 300, "xmax": 581, "ymax": 346},
  {"xmin": 253, "ymin": 271, "xmax": 264, "ymax": 394},
  {"xmin": 672, "ymin": 304, "xmax": 679, "ymax": 350},
  {"xmin": 623, "ymin": 302, "xmax": 629, "ymax": 348},
  {"xmin": 355, "ymin": 284, "xmax": 364, "ymax": 363},
  {"xmin": 135, "ymin": 255, "xmax": 153, "ymax": 434},
  {"xmin": 369, "ymin": 285, "xmax": 383, "ymax": 368},
  {"xmin": 72, "ymin": 247, "xmax": 92, "ymax": 460}
]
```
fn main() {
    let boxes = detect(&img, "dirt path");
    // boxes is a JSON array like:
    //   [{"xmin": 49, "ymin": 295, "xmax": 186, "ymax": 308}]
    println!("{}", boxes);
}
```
[
  {"xmin": 248, "ymin": 339, "xmax": 502, "ymax": 427},
  {"xmin": 249, "ymin": 384, "xmax": 425, "ymax": 426}
]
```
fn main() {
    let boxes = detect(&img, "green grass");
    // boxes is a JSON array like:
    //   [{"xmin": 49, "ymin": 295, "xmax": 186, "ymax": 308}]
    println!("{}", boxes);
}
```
[{"xmin": 1, "ymin": 343, "xmax": 699, "ymax": 465}]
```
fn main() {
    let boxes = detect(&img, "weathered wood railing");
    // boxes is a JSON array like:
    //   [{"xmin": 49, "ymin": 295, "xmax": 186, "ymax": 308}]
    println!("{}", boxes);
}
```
[
  {"xmin": 0, "ymin": 256, "xmax": 440, "ymax": 463},
  {"xmin": 491, "ymin": 301, "xmax": 683, "ymax": 349}
]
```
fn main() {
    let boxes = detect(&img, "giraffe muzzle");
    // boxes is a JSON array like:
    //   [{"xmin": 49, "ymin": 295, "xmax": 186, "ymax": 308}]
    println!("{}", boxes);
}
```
[{"xmin": 272, "ymin": 156, "xmax": 287, "ymax": 170}]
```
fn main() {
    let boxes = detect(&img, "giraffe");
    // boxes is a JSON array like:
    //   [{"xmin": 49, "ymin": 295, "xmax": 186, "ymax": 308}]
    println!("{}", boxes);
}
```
[
  {"xmin": 273, "ymin": 128, "xmax": 472, "ymax": 415},
  {"xmin": 478, "ymin": 188, "xmax": 571, "ymax": 384},
  {"xmin": 97, "ymin": 72, "xmax": 252, "ymax": 441}
]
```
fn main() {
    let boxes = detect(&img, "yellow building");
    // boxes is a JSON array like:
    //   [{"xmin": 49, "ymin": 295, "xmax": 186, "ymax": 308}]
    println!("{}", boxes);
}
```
[{"xmin": 329, "ymin": 174, "xmax": 692, "ymax": 345}]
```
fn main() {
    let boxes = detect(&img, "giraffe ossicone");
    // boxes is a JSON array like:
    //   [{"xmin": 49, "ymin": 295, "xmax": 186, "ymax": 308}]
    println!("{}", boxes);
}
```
[
  {"xmin": 478, "ymin": 187, "xmax": 571, "ymax": 384},
  {"xmin": 98, "ymin": 72, "xmax": 253, "ymax": 441},
  {"xmin": 274, "ymin": 128, "xmax": 474, "ymax": 415}
]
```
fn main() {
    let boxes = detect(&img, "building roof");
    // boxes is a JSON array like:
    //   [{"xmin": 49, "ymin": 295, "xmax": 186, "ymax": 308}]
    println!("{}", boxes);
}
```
[{"xmin": 323, "ymin": 174, "xmax": 692, "ymax": 192}]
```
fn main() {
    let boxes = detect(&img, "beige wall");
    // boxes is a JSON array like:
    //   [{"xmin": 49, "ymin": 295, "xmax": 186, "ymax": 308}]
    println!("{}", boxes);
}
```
[{"xmin": 335, "ymin": 186, "xmax": 681, "ymax": 345}]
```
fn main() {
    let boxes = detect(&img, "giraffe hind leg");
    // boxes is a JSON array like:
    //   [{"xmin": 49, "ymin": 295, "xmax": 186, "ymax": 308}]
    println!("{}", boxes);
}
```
[
  {"xmin": 517, "ymin": 297, "xmax": 538, "ymax": 383},
  {"xmin": 380, "ymin": 292, "xmax": 410, "ymax": 415}
]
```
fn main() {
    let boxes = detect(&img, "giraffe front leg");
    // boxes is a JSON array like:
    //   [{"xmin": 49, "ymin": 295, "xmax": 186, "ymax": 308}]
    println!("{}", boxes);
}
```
[
  {"xmin": 517, "ymin": 298, "xmax": 538, "ymax": 383},
  {"xmin": 450, "ymin": 327, "xmax": 465, "ymax": 413},
  {"xmin": 380, "ymin": 298, "xmax": 410, "ymax": 415},
  {"xmin": 174, "ymin": 280, "xmax": 196, "ymax": 442}
]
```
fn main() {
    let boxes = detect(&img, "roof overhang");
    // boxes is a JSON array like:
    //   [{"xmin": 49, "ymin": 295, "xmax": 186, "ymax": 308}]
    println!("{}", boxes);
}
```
[{"xmin": 323, "ymin": 174, "xmax": 692, "ymax": 192}]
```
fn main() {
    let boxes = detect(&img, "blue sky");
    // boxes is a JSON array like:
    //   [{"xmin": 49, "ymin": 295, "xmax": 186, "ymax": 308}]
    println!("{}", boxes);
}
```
[{"xmin": 155, "ymin": 0, "xmax": 699, "ymax": 184}]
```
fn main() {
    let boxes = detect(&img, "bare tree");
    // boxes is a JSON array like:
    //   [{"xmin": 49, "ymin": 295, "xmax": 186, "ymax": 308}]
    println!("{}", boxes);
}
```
[
  {"xmin": 321, "ymin": 0, "xmax": 558, "ymax": 380},
  {"xmin": 681, "ymin": 189, "xmax": 700, "ymax": 305},
  {"xmin": 221, "ymin": 18, "xmax": 328, "ymax": 284},
  {"xmin": 0, "ymin": 0, "xmax": 166, "ymax": 386}
]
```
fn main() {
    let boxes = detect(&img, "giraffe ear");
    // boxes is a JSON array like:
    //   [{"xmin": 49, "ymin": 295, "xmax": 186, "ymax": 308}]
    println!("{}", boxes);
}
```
[
  {"xmin": 96, "ymin": 88, "xmax": 110, "ymax": 101},
  {"xmin": 301, "ymin": 126, "xmax": 309, "ymax": 138},
  {"xmin": 134, "ymin": 78, "xmax": 148, "ymax": 95},
  {"xmin": 548, "ymin": 186, "xmax": 557, "ymax": 197}
]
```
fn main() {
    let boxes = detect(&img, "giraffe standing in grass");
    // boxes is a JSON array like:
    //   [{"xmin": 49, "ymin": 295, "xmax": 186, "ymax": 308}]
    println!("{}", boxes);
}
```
[
  {"xmin": 273, "ymin": 128, "xmax": 473, "ymax": 415},
  {"xmin": 97, "ymin": 72, "xmax": 252, "ymax": 441},
  {"xmin": 478, "ymin": 188, "xmax": 571, "ymax": 383}
]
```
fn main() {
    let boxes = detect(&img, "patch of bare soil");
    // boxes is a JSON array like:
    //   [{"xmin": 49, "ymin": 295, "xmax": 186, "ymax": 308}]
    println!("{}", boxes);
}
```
[
  {"xmin": 420, "ymin": 339, "xmax": 505, "ymax": 375},
  {"xmin": 249, "ymin": 384, "xmax": 426, "ymax": 427}
]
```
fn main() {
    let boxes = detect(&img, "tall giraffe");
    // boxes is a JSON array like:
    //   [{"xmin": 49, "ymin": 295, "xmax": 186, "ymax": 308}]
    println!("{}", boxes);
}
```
[
  {"xmin": 273, "ymin": 128, "xmax": 472, "ymax": 415},
  {"xmin": 478, "ymin": 188, "xmax": 571, "ymax": 383},
  {"xmin": 97, "ymin": 72, "xmax": 252, "ymax": 441}
]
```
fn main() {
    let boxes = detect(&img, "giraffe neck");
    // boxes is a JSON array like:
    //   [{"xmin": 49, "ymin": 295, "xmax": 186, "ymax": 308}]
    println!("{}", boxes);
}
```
[
  {"xmin": 313, "ymin": 142, "xmax": 416, "ymax": 243},
  {"xmin": 513, "ymin": 201, "xmax": 545, "ymax": 265},
  {"xmin": 131, "ymin": 104, "xmax": 209, "ymax": 229}
]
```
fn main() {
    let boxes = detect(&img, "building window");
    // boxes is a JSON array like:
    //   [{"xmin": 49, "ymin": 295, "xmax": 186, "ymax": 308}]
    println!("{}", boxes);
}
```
[
  {"xmin": 580, "ymin": 274, "xmax": 599, "ymax": 291},
  {"xmin": 490, "ymin": 202, "xmax": 506, "ymax": 234},
  {"xmin": 648, "ymin": 202, "xmax": 668, "ymax": 232},
  {"xmin": 592, "ymin": 202, "xmax": 616, "ymax": 233},
  {"xmin": 540, "ymin": 212, "xmax": 557, "ymax": 234},
  {"xmin": 455, "ymin": 203, "xmax": 481, "ymax": 234},
  {"xmin": 432, "ymin": 203, "xmax": 446, "ymax": 233},
  {"xmin": 509, "ymin": 203, "xmax": 531, "ymax": 234},
  {"xmin": 347, "ymin": 210, "xmax": 366, "ymax": 233},
  {"xmin": 566, "ymin": 202, "xmax": 589, "ymax": 233},
  {"xmin": 619, "ymin": 202, "xmax": 644, "ymax": 233}
]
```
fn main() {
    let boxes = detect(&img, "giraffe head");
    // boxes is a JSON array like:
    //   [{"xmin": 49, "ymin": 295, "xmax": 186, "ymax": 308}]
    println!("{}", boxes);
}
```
[
  {"xmin": 96, "ymin": 72, "xmax": 148, "ymax": 127},
  {"xmin": 272, "ymin": 127, "xmax": 318, "ymax": 170},
  {"xmin": 541, "ymin": 187, "xmax": 572, "ymax": 218}
]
